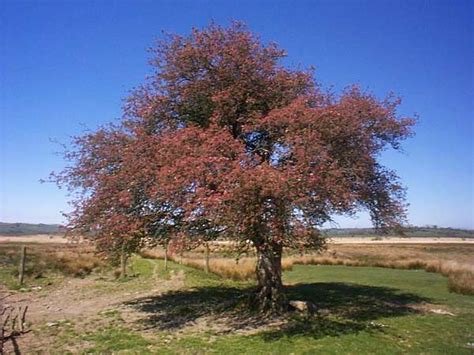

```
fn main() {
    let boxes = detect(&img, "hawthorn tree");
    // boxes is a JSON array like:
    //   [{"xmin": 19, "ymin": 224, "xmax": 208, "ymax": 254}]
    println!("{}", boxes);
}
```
[{"xmin": 53, "ymin": 22, "xmax": 414, "ymax": 313}]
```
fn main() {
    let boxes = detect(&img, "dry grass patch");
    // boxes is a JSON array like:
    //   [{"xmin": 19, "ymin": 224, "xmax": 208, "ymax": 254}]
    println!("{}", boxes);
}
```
[
  {"xmin": 47, "ymin": 247, "xmax": 104, "ymax": 277},
  {"xmin": 140, "ymin": 249, "xmax": 293, "ymax": 281},
  {"xmin": 0, "ymin": 243, "xmax": 105, "ymax": 282}
]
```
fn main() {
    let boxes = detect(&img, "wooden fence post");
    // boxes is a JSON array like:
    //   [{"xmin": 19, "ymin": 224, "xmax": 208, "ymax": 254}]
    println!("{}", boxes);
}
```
[
  {"xmin": 164, "ymin": 242, "xmax": 168, "ymax": 271},
  {"xmin": 205, "ymin": 242, "xmax": 210, "ymax": 274},
  {"xmin": 19, "ymin": 246, "xmax": 26, "ymax": 285}
]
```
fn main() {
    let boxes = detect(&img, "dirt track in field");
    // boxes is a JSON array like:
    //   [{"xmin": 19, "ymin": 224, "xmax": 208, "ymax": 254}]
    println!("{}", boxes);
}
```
[{"xmin": 1, "ymin": 266, "xmax": 186, "ymax": 353}]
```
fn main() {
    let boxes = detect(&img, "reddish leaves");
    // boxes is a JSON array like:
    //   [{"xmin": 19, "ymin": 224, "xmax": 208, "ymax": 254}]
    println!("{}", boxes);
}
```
[{"xmin": 52, "ymin": 22, "xmax": 414, "ymax": 255}]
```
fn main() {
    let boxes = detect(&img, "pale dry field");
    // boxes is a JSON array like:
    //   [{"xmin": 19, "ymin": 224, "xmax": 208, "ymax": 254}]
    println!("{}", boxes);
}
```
[
  {"xmin": 0, "ymin": 234, "xmax": 69, "ymax": 243},
  {"xmin": 2, "ymin": 234, "xmax": 473, "ymax": 245},
  {"xmin": 329, "ymin": 236, "xmax": 474, "ymax": 244}
]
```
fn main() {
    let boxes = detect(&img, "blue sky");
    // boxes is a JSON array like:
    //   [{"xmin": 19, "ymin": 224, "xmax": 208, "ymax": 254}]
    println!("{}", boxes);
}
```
[{"xmin": 0, "ymin": 0, "xmax": 472, "ymax": 228}]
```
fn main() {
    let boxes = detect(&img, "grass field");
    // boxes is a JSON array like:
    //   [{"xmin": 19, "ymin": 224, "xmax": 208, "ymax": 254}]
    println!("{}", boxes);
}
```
[
  {"xmin": 143, "ymin": 243, "xmax": 474, "ymax": 295},
  {"xmin": 1, "ymin": 242, "xmax": 473, "ymax": 354}
]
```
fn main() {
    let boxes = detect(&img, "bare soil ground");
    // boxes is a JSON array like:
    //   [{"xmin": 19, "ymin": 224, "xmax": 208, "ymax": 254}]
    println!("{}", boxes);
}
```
[{"xmin": 1, "ymin": 264, "xmax": 186, "ymax": 353}]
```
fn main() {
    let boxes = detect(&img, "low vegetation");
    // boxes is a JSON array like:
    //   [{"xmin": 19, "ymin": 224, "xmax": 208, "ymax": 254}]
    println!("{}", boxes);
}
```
[
  {"xmin": 2, "ymin": 241, "xmax": 473, "ymax": 296},
  {"xmin": 0, "ymin": 243, "xmax": 105, "ymax": 288},
  {"xmin": 141, "ymin": 243, "xmax": 474, "ymax": 296},
  {"xmin": 323, "ymin": 226, "xmax": 474, "ymax": 238},
  {"xmin": 3, "ymin": 242, "xmax": 472, "ymax": 354},
  {"xmin": 290, "ymin": 255, "xmax": 474, "ymax": 295},
  {"xmin": 141, "ymin": 249, "xmax": 294, "ymax": 281},
  {"xmin": 282, "ymin": 244, "xmax": 474, "ymax": 295}
]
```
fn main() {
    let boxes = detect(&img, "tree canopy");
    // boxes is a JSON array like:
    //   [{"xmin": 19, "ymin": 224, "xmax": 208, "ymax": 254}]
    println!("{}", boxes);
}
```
[{"xmin": 53, "ymin": 22, "xmax": 415, "ymax": 313}]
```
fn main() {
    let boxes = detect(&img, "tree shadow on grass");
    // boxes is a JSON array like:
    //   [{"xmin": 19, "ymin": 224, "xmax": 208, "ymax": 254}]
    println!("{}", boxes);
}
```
[
  {"xmin": 124, "ymin": 282, "xmax": 430, "ymax": 339},
  {"xmin": 286, "ymin": 282, "xmax": 429, "ymax": 321},
  {"xmin": 261, "ymin": 282, "xmax": 430, "ymax": 341}
]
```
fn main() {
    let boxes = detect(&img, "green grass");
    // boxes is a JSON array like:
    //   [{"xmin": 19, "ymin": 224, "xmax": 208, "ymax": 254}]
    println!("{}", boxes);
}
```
[
  {"xmin": 280, "ymin": 266, "xmax": 474, "ymax": 354},
  {"xmin": 72, "ymin": 260, "xmax": 474, "ymax": 354},
  {"xmin": 124, "ymin": 265, "xmax": 469, "ymax": 355},
  {"xmin": 82, "ymin": 327, "xmax": 154, "ymax": 353},
  {"xmin": 4, "ymin": 246, "xmax": 473, "ymax": 354}
]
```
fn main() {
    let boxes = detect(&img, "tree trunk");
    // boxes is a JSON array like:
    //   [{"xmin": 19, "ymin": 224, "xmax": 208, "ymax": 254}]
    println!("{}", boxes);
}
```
[
  {"xmin": 254, "ymin": 243, "xmax": 287, "ymax": 314},
  {"xmin": 120, "ymin": 244, "xmax": 127, "ymax": 279},
  {"xmin": 19, "ymin": 246, "xmax": 26, "ymax": 285}
]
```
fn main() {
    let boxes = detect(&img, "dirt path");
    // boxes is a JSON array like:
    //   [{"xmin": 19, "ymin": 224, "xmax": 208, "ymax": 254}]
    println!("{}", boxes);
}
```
[
  {"xmin": 1, "ymin": 261, "xmax": 185, "ymax": 353},
  {"xmin": 3, "ymin": 278, "xmax": 176, "ymax": 323}
]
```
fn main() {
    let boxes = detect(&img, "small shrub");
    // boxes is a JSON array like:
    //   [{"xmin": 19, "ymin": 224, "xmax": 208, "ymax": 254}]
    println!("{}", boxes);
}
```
[{"xmin": 448, "ymin": 271, "xmax": 474, "ymax": 295}]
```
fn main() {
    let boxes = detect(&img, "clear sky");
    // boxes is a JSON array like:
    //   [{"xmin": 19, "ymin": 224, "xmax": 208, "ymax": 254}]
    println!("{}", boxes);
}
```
[{"xmin": 0, "ymin": 0, "xmax": 472, "ymax": 228}]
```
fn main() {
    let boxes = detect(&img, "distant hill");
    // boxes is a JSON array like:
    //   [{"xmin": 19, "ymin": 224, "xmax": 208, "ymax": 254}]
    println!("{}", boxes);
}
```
[
  {"xmin": 323, "ymin": 226, "xmax": 474, "ymax": 238},
  {"xmin": 1, "ymin": 222, "xmax": 472, "ymax": 238},
  {"xmin": 0, "ymin": 222, "xmax": 66, "ymax": 236}
]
